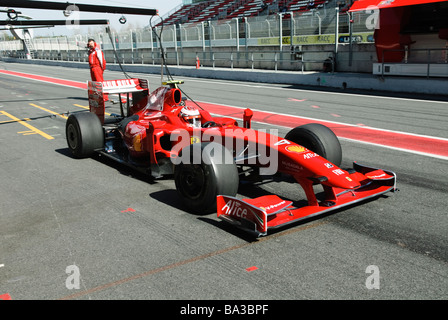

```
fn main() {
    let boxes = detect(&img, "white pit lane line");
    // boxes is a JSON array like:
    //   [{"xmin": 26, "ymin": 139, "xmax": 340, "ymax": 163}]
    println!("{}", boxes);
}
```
[{"xmin": 211, "ymin": 113, "xmax": 448, "ymax": 161}]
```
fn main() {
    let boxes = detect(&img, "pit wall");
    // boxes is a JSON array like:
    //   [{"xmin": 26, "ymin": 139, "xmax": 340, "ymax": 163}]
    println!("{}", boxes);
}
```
[{"xmin": 9, "ymin": 43, "xmax": 376, "ymax": 74}]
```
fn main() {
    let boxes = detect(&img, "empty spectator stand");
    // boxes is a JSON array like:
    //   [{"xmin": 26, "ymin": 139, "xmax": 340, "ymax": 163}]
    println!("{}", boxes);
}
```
[
  {"xmin": 188, "ymin": 0, "xmax": 235, "ymax": 23},
  {"xmin": 226, "ymin": 0, "xmax": 274, "ymax": 19},
  {"xmin": 158, "ymin": 0, "xmax": 334, "ymax": 26},
  {"xmin": 282, "ymin": 0, "xmax": 329, "ymax": 11}
]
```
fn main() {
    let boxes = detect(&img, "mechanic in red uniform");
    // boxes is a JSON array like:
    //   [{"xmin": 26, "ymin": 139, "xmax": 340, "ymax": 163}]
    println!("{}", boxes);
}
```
[{"xmin": 88, "ymin": 38, "xmax": 108, "ymax": 101}]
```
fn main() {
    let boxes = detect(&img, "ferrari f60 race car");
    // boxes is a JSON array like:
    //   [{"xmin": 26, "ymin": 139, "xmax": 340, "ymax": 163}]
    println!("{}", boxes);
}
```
[{"xmin": 66, "ymin": 78, "xmax": 397, "ymax": 237}]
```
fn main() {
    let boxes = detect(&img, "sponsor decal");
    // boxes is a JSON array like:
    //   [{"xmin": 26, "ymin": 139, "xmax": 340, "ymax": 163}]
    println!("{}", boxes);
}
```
[
  {"xmin": 274, "ymin": 139, "xmax": 291, "ymax": 146},
  {"xmin": 133, "ymin": 134, "xmax": 142, "ymax": 152},
  {"xmin": 367, "ymin": 173, "xmax": 387, "ymax": 179},
  {"xmin": 379, "ymin": 0, "xmax": 395, "ymax": 5},
  {"xmin": 221, "ymin": 200, "xmax": 264, "ymax": 227},
  {"xmin": 102, "ymin": 79, "xmax": 138, "ymax": 89},
  {"xmin": 260, "ymin": 200, "xmax": 287, "ymax": 213},
  {"xmin": 89, "ymin": 99, "xmax": 100, "ymax": 109},
  {"xmin": 285, "ymin": 145, "xmax": 307, "ymax": 154},
  {"xmin": 190, "ymin": 136, "xmax": 200, "ymax": 144},
  {"xmin": 303, "ymin": 152, "xmax": 318, "ymax": 159},
  {"xmin": 257, "ymin": 32, "xmax": 374, "ymax": 46},
  {"xmin": 281, "ymin": 160, "xmax": 303, "ymax": 172},
  {"xmin": 221, "ymin": 200, "xmax": 248, "ymax": 219},
  {"xmin": 332, "ymin": 168, "xmax": 345, "ymax": 176}
]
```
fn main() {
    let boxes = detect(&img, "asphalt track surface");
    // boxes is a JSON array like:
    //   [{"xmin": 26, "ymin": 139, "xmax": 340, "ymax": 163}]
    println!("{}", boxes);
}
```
[{"xmin": 0, "ymin": 62, "xmax": 447, "ymax": 303}]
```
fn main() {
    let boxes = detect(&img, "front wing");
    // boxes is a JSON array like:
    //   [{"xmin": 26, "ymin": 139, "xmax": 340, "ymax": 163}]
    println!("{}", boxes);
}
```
[{"xmin": 217, "ymin": 162, "xmax": 397, "ymax": 237}]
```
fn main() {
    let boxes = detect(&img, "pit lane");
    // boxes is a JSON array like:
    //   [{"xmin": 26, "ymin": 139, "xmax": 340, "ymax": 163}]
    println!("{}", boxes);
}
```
[{"xmin": 0, "ymin": 62, "xmax": 447, "ymax": 301}]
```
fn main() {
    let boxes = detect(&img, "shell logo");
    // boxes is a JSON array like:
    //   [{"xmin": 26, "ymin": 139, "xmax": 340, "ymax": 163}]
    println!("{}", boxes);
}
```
[
  {"xmin": 285, "ymin": 145, "xmax": 307, "ymax": 153},
  {"xmin": 133, "ymin": 134, "xmax": 142, "ymax": 152}
]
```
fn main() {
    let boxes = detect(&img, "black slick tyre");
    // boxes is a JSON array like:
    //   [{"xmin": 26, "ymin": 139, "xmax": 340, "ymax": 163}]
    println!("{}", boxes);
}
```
[
  {"xmin": 285, "ymin": 123, "xmax": 342, "ymax": 166},
  {"xmin": 174, "ymin": 142, "xmax": 239, "ymax": 214},
  {"xmin": 66, "ymin": 113, "xmax": 104, "ymax": 158}
]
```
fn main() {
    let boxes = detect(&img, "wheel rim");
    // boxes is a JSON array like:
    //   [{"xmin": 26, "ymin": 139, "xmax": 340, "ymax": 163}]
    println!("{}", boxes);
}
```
[
  {"xmin": 179, "ymin": 164, "xmax": 205, "ymax": 200},
  {"xmin": 67, "ymin": 123, "xmax": 78, "ymax": 150}
]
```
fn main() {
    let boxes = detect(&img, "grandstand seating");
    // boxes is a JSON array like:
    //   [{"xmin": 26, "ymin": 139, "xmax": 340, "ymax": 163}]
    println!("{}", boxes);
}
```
[{"xmin": 158, "ymin": 0, "xmax": 334, "ymax": 26}]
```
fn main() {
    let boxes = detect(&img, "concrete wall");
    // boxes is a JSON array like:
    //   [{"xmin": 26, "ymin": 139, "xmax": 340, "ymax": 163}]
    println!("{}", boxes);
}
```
[{"xmin": 23, "ymin": 43, "xmax": 377, "ymax": 73}]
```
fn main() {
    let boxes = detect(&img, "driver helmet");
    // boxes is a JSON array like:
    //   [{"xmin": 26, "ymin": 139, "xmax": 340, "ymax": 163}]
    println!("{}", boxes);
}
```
[{"xmin": 180, "ymin": 106, "xmax": 201, "ymax": 128}]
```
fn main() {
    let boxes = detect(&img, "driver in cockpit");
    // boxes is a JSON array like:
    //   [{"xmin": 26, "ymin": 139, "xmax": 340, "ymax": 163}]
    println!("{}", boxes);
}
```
[{"xmin": 179, "ymin": 106, "xmax": 201, "ymax": 128}]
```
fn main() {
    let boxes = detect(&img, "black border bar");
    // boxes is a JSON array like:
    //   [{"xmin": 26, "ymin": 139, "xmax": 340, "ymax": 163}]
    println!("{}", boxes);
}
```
[{"xmin": 0, "ymin": 0, "xmax": 158, "ymax": 16}]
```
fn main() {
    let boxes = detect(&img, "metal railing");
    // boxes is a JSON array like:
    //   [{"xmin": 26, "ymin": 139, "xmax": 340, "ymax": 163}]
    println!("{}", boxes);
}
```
[
  {"xmin": 195, "ymin": 49, "xmax": 335, "ymax": 72},
  {"xmin": 380, "ymin": 48, "xmax": 448, "ymax": 78}
]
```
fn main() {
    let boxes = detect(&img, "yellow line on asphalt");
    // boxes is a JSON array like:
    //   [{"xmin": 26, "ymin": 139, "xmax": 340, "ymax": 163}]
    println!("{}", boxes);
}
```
[
  {"xmin": 73, "ymin": 104, "xmax": 111, "ymax": 116},
  {"xmin": 29, "ymin": 103, "xmax": 68, "ymax": 119},
  {"xmin": 0, "ymin": 111, "xmax": 54, "ymax": 140},
  {"xmin": 18, "ymin": 130, "xmax": 38, "ymax": 135}
]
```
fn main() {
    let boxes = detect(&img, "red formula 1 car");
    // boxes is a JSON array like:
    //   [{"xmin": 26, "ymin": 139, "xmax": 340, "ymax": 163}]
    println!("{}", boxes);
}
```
[{"xmin": 66, "ymin": 78, "xmax": 397, "ymax": 237}]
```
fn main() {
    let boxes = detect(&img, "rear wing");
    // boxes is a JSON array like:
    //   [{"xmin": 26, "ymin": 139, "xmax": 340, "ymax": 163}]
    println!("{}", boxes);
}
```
[{"xmin": 88, "ymin": 78, "xmax": 149, "ymax": 124}]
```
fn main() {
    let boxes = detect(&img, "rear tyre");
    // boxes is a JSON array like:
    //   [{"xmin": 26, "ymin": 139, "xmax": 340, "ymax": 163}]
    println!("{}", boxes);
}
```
[
  {"xmin": 285, "ymin": 123, "xmax": 342, "ymax": 166},
  {"xmin": 174, "ymin": 142, "xmax": 239, "ymax": 214},
  {"xmin": 66, "ymin": 113, "xmax": 104, "ymax": 158}
]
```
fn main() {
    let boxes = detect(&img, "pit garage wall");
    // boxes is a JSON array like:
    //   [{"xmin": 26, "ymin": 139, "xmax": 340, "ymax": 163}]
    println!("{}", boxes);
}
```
[
  {"xmin": 374, "ymin": 4, "xmax": 448, "ymax": 63},
  {"xmin": 374, "ymin": 6, "xmax": 409, "ymax": 63},
  {"xmin": 370, "ymin": 3, "xmax": 448, "ymax": 77}
]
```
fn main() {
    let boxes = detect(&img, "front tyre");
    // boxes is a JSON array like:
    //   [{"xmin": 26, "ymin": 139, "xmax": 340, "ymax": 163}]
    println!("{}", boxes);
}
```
[
  {"xmin": 285, "ymin": 123, "xmax": 342, "ymax": 167},
  {"xmin": 174, "ymin": 142, "xmax": 239, "ymax": 214},
  {"xmin": 66, "ymin": 113, "xmax": 104, "ymax": 158}
]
